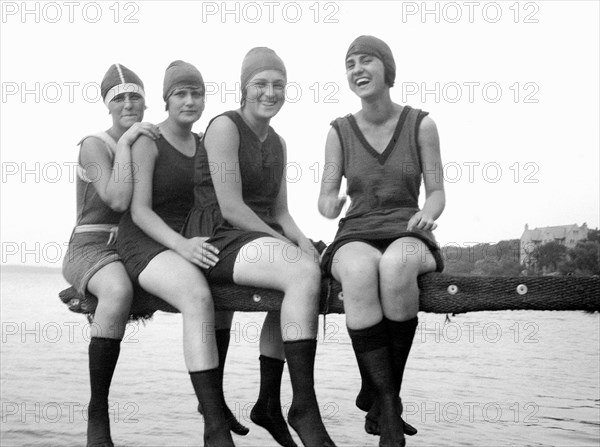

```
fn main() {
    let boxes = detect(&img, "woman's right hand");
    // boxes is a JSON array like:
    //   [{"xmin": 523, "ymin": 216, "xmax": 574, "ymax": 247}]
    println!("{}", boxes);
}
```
[
  {"xmin": 120, "ymin": 122, "xmax": 161, "ymax": 146},
  {"xmin": 176, "ymin": 237, "xmax": 220, "ymax": 269}
]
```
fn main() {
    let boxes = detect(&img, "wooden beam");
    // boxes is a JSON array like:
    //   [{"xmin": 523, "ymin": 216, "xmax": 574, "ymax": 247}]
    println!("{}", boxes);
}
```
[{"xmin": 59, "ymin": 273, "xmax": 600, "ymax": 318}]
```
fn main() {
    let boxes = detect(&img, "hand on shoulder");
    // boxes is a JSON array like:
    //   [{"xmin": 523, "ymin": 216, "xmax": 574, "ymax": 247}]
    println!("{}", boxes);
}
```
[{"xmin": 120, "ymin": 122, "xmax": 161, "ymax": 146}]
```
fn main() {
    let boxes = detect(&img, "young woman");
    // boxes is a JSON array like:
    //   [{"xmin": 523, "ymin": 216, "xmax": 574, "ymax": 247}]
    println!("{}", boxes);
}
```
[
  {"xmin": 116, "ymin": 60, "xmax": 234, "ymax": 447},
  {"xmin": 318, "ymin": 36, "xmax": 445, "ymax": 447},
  {"xmin": 184, "ymin": 47, "xmax": 335, "ymax": 447},
  {"xmin": 62, "ymin": 63, "xmax": 160, "ymax": 447}
]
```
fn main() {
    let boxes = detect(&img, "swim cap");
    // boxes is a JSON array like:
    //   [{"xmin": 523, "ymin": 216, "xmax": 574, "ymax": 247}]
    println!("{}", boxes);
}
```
[
  {"xmin": 101, "ymin": 63, "xmax": 145, "ymax": 107},
  {"xmin": 163, "ymin": 60, "xmax": 204, "ymax": 101},
  {"xmin": 346, "ymin": 36, "xmax": 396, "ymax": 87}
]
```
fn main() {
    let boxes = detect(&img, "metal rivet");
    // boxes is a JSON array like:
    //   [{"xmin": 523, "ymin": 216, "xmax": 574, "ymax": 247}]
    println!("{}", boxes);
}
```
[
  {"xmin": 516, "ymin": 284, "xmax": 528, "ymax": 295},
  {"xmin": 338, "ymin": 292, "xmax": 344, "ymax": 300},
  {"xmin": 447, "ymin": 285, "xmax": 458, "ymax": 295},
  {"xmin": 252, "ymin": 294, "xmax": 262, "ymax": 302}
]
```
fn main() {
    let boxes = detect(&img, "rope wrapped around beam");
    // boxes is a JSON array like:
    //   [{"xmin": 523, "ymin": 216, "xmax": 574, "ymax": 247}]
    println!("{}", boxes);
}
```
[{"xmin": 59, "ymin": 273, "xmax": 600, "ymax": 319}]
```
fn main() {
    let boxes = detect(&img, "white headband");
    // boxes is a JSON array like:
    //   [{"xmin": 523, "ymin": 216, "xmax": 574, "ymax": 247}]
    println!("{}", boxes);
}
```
[{"xmin": 103, "ymin": 83, "xmax": 145, "ymax": 107}]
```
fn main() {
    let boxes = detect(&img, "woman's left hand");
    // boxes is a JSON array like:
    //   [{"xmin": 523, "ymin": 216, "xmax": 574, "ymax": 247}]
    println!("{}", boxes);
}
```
[
  {"xmin": 176, "ymin": 237, "xmax": 220, "ymax": 269},
  {"xmin": 298, "ymin": 238, "xmax": 321, "ymax": 263},
  {"xmin": 407, "ymin": 211, "xmax": 438, "ymax": 232}
]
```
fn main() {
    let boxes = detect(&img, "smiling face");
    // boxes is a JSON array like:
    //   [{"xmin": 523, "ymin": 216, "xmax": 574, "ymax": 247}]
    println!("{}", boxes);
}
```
[
  {"xmin": 345, "ymin": 53, "xmax": 388, "ymax": 98},
  {"xmin": 243, "ymin": 70, "xmax": 286, "ymax": 120},
  {"xmin": 108, "ymin": 92, "xmax": 145, "ymax": 129},
  {"xmin": 166, "ymin": 86, "xmax": 205, "ymax": 126}
]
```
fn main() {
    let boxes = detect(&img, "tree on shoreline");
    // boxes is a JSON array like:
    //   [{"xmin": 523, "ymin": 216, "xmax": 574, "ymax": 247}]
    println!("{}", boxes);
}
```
[
  {"xmin": 559, "ymin": 238, "xmax": 600, "ymax": 276},
  {"xmin": 443, "ymin": 239, "xmax": 521, "ymax": 276},
  {"xmin": 531, "ymin": 241, "xmax": 567, "ymax": 274},
  {"xmin": 442, "ymin": 229, "xmax": 599, "ymax": 276}
]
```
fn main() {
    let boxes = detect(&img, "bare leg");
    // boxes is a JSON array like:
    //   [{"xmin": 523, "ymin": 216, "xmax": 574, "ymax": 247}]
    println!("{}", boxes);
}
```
[
  {"xmin": 260, "ymin": 311, "xmax": 285, "ymax": 359},
  {"xmin": 88, "ymin": 261, "xmax": 133, "ymax": 340},
  {"xmin": 233, "ymin": 238, "xmax": 334, "ymax": 446},
  {"xmin": 331, "ymin": 243, "xmax": 382, "ymax": 413},
  {"xmin": 379, "ymin": 238, "xmax": 435, "ymax": 322},
  {"xmin": 232, "ymin": 238, "xmax": 321, "ymax": 340},
  {"xmin": 330, "ymin": 242, "xmax": 383, "ymax": 330},
  {"xmin": 365, "ymin": 238, "xmax": 437, "ymax": 438},
  {"xmin": 138, "ymin": 250, "xmax": 233, "ymax": 446},
  {"xmin": 379, "ymin": 237, "xmax": 436, "ymax": 397},
  {"xmin": 85, "ymin": 262, "xmax": 132, "ymax": 447},
  {"xmin": 332, "ymin": 242, "xmax": 417, "ymax": 439}
]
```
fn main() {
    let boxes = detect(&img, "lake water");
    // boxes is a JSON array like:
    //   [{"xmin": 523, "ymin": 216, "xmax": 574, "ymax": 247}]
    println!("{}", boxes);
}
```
[{"xmin": 1, "ymin": 266, "xmax": 599, "ymax": 446}]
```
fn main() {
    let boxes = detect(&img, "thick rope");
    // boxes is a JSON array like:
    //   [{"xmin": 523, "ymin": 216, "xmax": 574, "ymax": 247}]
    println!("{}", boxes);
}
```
[{"xmin": 58, "ymin": 273, "xmax": 600, "ymax": 319}]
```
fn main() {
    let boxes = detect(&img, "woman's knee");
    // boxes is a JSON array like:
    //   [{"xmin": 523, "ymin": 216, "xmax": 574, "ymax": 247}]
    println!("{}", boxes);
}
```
[
  {"xmin": 288, "ymin": 257, "xmax": 321, "ymax": 294},
  {"xmin": 177, "ymin": 286, "xmax": 214, "ymax": 316},
  {"xmin": 301, "ymin": 256, "xmax": 321, "ymax": 282},
  {"xmin": 334, "ymin": 256, "xmax": 379, "ymax": 287},
  {"xmin": 379, "ymin": 255, "xmax": 420, "ymax": 293},
  {"xmin": 96, "ymin": 280, "xmax": 133, "ymax": 308}
]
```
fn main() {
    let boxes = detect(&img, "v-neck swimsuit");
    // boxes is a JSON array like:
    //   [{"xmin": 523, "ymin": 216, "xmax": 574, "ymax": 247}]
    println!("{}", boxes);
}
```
[{"xmin": 321, "ymin": 106, "xmax": 444, "ymax": 275}]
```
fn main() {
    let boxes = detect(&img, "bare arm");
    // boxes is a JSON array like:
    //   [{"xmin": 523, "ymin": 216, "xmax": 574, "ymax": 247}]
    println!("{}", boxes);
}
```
[
  {"xmin": 203, "ymin": 116, "xmax": 284, "ymax": 240},
  {"xmin": 407, "ymin": 115, "xmax": 445, "ymax": 231},
  {"xmin": 271, "ymin": 137, "xmax": 318, "ymax": 256},
  {"xmin": 318, "ymin": 127, "xmax": 347, "ymax": 219},
  {"xmin": 129, "ymin": 135, "xmax": 218, "ymax": 268},
  {"xmin": 80, "ymin": 123, "xmax": 160, "ymax": 212}
]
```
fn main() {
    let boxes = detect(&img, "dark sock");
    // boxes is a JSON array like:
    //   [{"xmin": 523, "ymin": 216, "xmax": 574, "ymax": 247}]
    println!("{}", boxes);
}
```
[
  {"xmin": 284, "ymin": 339, "xmax": 336, "ymax": 447},
  {"xmin": 250, "ymin": 355, "xmax": 297, "ymax": 447},
  {"xmin": 386, "ymin": 317, "xmax": 418, "ymax": 396},
  {"xmin": 87, "ymin": 337, "xmax": 120, "ymax": 447},
  {"xmin": 364, "ymin": 318, "xmax": 419, "ymax": 438},
  {"xmin": 215, "ymin": 328, "xmax": 249, "ymax": 436},
  {"xmin": 348, "ymin": 322, "xmax": 405, "ymax": 447},
  {"xmin": 190, "ymin": 368, "xmax": 234, "ymax": 447},
  {"xmin": 365, "ymin": 402, "xmax": 418, "ymax": 437},
  {"xmin": 354, "ymin": 352, "xmax": 376, "ymax": 412}
]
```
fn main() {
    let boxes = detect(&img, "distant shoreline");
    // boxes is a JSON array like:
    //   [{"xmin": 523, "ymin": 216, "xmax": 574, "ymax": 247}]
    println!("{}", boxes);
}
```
[{"xmin": 1, "ymin": 264, "xmax": 62, "ymax": 274}]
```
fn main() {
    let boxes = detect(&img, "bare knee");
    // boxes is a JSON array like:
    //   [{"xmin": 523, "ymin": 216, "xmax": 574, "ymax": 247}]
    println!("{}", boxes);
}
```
[
  {"xmin": 287, "ymin": 258, "xmax": 321, "ymax": 296},
  {"xmin": 380, "ymin": 257, "xmax": 420, "ymax": 293},
  {"xmin": 335, "ymin": 257, "xmax": 379, "ymax": 291},
  {"xmin": 177, "ymin": 288, "xmax": 214, "ymax": 317},
  {"xmin": 378, "ymin": 254, "xmax": 422, "ymax": 320},
  {"xmin": 96, "ymin": 280, "xmax": 133, "ymax": 312}
]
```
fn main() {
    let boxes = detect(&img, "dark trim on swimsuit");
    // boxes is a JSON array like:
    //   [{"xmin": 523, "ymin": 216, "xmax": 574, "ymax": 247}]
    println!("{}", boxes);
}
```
[{"xmin": 347, "ymin": 106, "xmax": 411, "ymax": 165}]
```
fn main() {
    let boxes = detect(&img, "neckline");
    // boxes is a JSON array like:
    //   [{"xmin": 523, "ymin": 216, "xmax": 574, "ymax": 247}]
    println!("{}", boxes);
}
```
[
  {"xmin": 232, "ymin": 110, "xmax": 271, "ymax": 144},
  {"xmin": 161, "ymin": 133, "xmax": 198, "ymax": 159},
  {"xmin": 347, "ymin": 106, "xmax": 410, "ymax": 165}
]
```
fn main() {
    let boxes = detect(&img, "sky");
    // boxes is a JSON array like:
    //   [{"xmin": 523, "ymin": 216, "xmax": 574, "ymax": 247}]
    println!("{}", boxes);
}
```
[{"xmin": 1, "ymin": 0, "xmax": 599, "ymax": 267}]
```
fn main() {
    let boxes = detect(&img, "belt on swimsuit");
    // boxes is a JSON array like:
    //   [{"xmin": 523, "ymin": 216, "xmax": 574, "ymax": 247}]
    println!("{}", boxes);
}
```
[{"xmin": 73, "ymin": 224, "xmax": 119, "ymax": 245}]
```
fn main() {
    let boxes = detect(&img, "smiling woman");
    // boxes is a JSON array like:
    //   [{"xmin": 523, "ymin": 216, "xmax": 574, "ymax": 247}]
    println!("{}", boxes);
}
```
[
  {"xmin": 60, "ymin": 63, "xmax": 161, "ymax": 447},
  {"xmin": 318, "ymin": 35, "xmax": 446, "ymax": 447},
  {"xmin": 182, "ymin": 47, "xmax": 336, "ymax": 447}
]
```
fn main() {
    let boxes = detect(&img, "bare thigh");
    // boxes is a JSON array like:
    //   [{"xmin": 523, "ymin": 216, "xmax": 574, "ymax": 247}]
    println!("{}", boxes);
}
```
[
  {"xmin": 138, "ymin": 250, "xmax": 212, "ymax": 312},
  {"xmin": 232, "ymin": 237, "xmax": 320, "ymax": 292},
  {"xmin": 331, "ymin": 242, "xmax": 383, "ymax": 329},
  {"xmin": 87, "ymin": 261, "xmax": 133, "ymax": 303}
]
